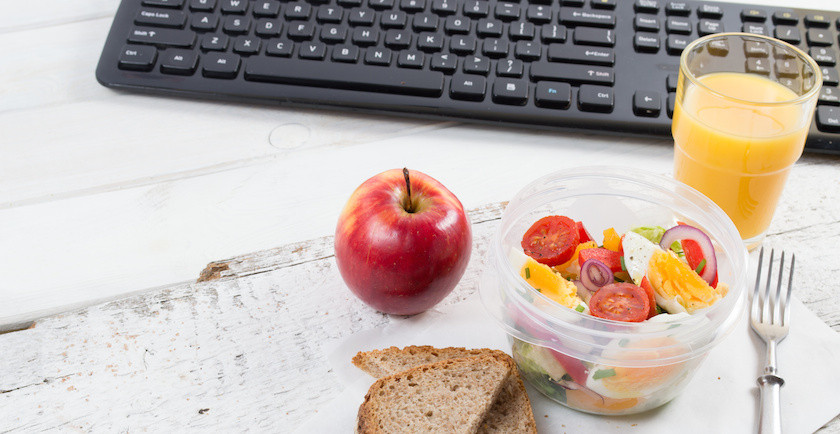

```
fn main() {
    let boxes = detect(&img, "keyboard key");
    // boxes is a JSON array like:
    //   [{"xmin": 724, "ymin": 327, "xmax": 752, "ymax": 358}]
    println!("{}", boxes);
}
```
[
  {"xmin": 128, "ymin": 27, "xmax": 196, "ymax": 48},
  {"xmin": 633, "ymin": 91, "xmax": 661, "ymax": 116},
  {"xmin": 430, "ymin": 53, "xmax": 457, "ymax": 72},
  {"xmin": 332, "ymin": 45, "xmax": 360, "ymax": 62},
  {"xmin": 381, "ymin": 11, "xmax": 408, "ymax": 28},
  {"xmin": 561, "ymin": 0, "xmax": 585, "ymax": 6},
  {"xmin": 432, "ymin": 0, "xmax": 458, "ymax": 15},
  {"xmin": 413, "ymin": 14, "xmax": 440, "ymax": 31},
  {"xmin": 807, "ymin": 29, "xmax": 833, "ymax": 47},
  {"xmin": 573, "ymin": 27, "xmax": 615, "ymax": 47},
  {"xmin": 385, "ymin": 29, "xmax": 412, "ymax": 49},
  {"xmin": 233, "ymin": 36, "xmax": 261, "ymax": 54},
  {"xmin": 822, "ymin": 67, "xmax": 840, "ymax": 86},
  {"xmin": 744, "ymin": 41, "xmax": 770, "ymax": 57},
  {"xmin": 810, "ymin": 47, "xmax": 837, "ymax": 66},
  {"xmin": 255, "ymin": 19, "xmax": 282, "ymax": 37},
  {"xmin": 287, "ymin": 22, "xmax": 315, "ymax": 40},
  {"xmin": 578, "ymin": 84, "xmax": 613, "ymax": 112},
  {"xmin": 697, "ymin": 4, "xmax": 723, "ymax": 19},
  {"xmin": 772, "ymin": 11, "xmax": 798, "ymax": 25},
  {"xmin": 775, "ymin": 59, "xmax": 799, "ymax": 78},
  {"xmin": 530, "ymin": 62, "xmax": 614, "ymax": 85},
  {"xmin": 369, "ymin": 0, "xmax": 395, "ymax": 9},
  {"xmin": 666, "ymin": 18, "xmax": 691, "ymax": 34},
  {"xmin": 365, "ymin": 47, "xmax": 392, "ymax": 64},
  {"xmin": 450, "ymin": 74, "xmax": 486, "ymax": 100},
  {"xmin": 741, "ymin": 8, "xmax": 766, "ymax": 22},
  {"xmin": 527, "ymin": 5, "xmax": 552, "ymax": 23},
  {"xmin": 143, "ymin": 0, "xmax": 184, "ymax": 7},
  {"xmin": 190, "ymin": 0, "xmax": 215, "ymax": 10},
  {"xmin": 509, "ymin": 22, "xmax": 536, "ymax": 40},
  {"xmin": 514, "ymin": 40, "xmax": 541, "ymax": 60},
  {"xmin": 320, "ymin": 24, "xmax": 347, "ymax": 43},
  {"xmin": 202, "ymin": 52, "xmax": 240, "ymax": 78},
  {"xmin": 265, "ymin": 39, "xmax": 294, "ymax": 57},
  {"xmin": 284, "ymin": 3, "xmax": 311, "ymax": 20},
  {"xmin": 398, "ymin": 51, "xmax": 424, "ymax": 68},
  {"xmin": 547, "ymin": 45, "xmax": 614, "ymax": 66},
  {"xmin": 591, "ymin": 0, "xmax": 616, "ymax": 10},
  {"xmin": 400, "ymin": 0, "xmax": 426, "ymax": 12},
  {"xmin": 541, "ymin": 24, "xmax": 567, "ymax": 43},
  {"xmin": 450, "ymin": 35, "xmax": 476, "ymax": 53},
  {"xmin": 220, "ymin": 0, "xmax": 248, "ymax": 14},
  {"xmin": 317, "ymin": 7, "xmax": 343, "ymax": 23},
  {"xmin": 463, "ymin": 55, "xmax": 490, "ymax": 74},
  {"xmin": 253, "ymin": 1, "xmax": 281, "ymax": 17},
  {"xmin": 477, "ymin": 19, "xmax": 503, "ymax": 37},
  {"xmin": 667, "ymin": 92, "xmax": 676, "ymax": 117},
  {"xmin": 191, "ymin": 13, "xmax": 218, "ymax": 31},
  {"xmin": 746, "ymin": 57, "xmax": 771, "ymax": 75},
  {"xmin": 495, "ymin": 2, "xmax": 521, "ymax": 21},
  {"xmin": 666, "ymin": 35, "xmax": 690, "ymax": 55},
  {"xmin": 298, "ymin": 42, "xmax": 327, "ymax": 59},
  {"xmin": 118, "ymin": 45, "xmax": 157, "ymax": 71},
  {"xmin": 666, "ymin": 73, "xmax": 678, "ymax": 91},
  {"xmin": 708, "ymin": 39, "xmax": 729, "ymax": 56},
  {"xmin": 741, "ymin": 23, "xmax": 767, "ymax": 36},
  {"xmin": 805, "ymin": 14, "xmax": 831, "ymax": 28},
  {"xmin": 223, "ymin": 15, "xmax": 251, "ymax": 34},
  {"xmin": 634, "ymin": 0, "xmax": 658, "ymax": 14},
  {"xmin": 160, "ymin": 49, "xmax": 198, "ymax": 74},
  {"xmin": 352, "ymin": 27, "xmax": 379, "ymax": 45},
  {"xmin": 463, "ymin": 0, "xmax": 489, "ymax": 17},
  {"xmin": 665, "ymin": 2, "xmax": 690, "ymax": 16},
  {"xmin": 635, "ymin": 15, "xmax": 660, "ymax": 32},
  {"xmin": 246, "ymin": 56, "xmax": 445, "ymax": 96},
  {"xmin": 698, "ymin": 19, "xmax": 723, "ymax": 36},
  {"xmin": 481, "ymin": 38, "xmax": 508, "ymax": 57},
  {"xmin": 135, "ymin": 9, "xmax": 187, "ymax": 28},
  {"xmin": 535, "ymin": 81, "xmax": 572, "ymax": 109},
  {"xmin": 445, "ymin": 16, "xmax": 471, "ymax": 33},
  {"xmin": 496, "ymin": 58, "xmax": 524, "ymax": 77},
  {"xmin": 774, "ymin": 26, "xmax": 801, "ymax": 44},
  {"xmin": 819, "ymin": 87, "xmax": 840, "ymax": 105},
  {"xmin": 816, "ymin": 106, "xmax": 840, "ymax": 131},
  {"xmin": 348, "ymin": 8, "xmax": 375, "ymax": 25},
  {"xmin": 634, "ymin": 33, "xmax": 660, "ymax": 52},
  {"xmin": 201, "ymin": 33, "xmax": 228, "ymax": 50},
  {"xmin": 492, "ymin": 79, "xmax": 528, "ymax": 105},
  {"xmin": 559, "ymin": 9, "xmax": 616, "ymax": 28},
  {"xmin": 418, "ymin": 32, "xmax": 444, "ymax": 51}
]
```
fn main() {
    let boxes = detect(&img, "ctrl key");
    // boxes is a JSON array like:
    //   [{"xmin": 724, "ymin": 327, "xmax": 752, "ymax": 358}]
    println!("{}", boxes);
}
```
[
  {"xmin": 578, "ymin": 84, "xmax": 613, "ymax": 113},
  {"xmin": 816, "ymin": 106, "xmax": 840, "ymax": 132},
  {"xmin": 118, "ymin": 45, "xmax": 157, "ymax": 71}
]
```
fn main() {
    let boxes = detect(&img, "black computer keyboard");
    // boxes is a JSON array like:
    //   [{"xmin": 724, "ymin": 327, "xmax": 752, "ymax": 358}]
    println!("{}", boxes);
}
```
[{"xmin": 97, "ymin": 0, "xmax": 840, "ymax": 154}]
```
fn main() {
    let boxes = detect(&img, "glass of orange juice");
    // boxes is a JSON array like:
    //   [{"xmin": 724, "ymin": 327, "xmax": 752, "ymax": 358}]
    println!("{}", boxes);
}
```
[{"xmin": 672, "ymin": 33, "xmax": 821, "ymax": 249}]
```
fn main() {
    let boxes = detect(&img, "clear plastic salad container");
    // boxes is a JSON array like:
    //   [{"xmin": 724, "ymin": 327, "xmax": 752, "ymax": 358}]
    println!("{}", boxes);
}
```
[{"xmin": 479, "ymin": 167, "xmax": 748, "ymax": 415}]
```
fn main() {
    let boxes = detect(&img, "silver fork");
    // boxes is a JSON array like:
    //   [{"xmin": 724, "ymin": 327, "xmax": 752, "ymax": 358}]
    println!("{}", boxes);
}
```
[{"xmin": 750, "ymin": 248, "xmax": 795, "ymax": 434}]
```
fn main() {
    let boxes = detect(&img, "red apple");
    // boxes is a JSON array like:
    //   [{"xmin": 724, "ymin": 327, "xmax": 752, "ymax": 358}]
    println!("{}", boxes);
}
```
[{"xmin": 334, "ymin": 168, "xmax": 472, "ymax": 315}]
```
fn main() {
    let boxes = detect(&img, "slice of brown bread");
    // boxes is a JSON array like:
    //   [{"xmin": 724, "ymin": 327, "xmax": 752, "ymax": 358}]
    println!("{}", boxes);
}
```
[
  {"xmin": 353, "ymin": 346, "xmax": 538, "ymax": 434},
  {"xmin": 356, "ymin": 354, "xmax": 511, "ymax": 434}
]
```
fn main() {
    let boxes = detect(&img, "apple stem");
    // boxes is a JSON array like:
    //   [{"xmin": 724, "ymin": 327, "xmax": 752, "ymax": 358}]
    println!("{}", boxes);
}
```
[{"xmin": 403, "ymin": 167, "xmax": 415, "ymax": 213}]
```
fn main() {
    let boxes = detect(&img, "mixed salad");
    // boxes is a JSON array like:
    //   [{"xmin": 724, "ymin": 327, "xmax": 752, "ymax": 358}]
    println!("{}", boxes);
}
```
[{"xmin": 509, "ymin": 215, "xmax": 729, "ymax": 414}]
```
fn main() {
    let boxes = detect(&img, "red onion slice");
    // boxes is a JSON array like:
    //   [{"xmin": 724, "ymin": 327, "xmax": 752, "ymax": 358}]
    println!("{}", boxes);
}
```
[
  {"xmin": 659, "ymin": 224, "xmax": 717, "ymax": 285},
  {"xmin": 580, "ymin": 259, "xmax": 612, "ymax": 293}
]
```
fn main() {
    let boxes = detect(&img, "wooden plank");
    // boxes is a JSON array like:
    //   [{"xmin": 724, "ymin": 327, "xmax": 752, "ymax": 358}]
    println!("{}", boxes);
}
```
[{"xmin": 1, "ymin": 201, "xmax": 838, "ymax": 432}]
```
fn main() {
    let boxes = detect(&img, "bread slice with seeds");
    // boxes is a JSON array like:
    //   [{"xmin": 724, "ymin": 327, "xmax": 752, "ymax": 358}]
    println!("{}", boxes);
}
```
[
  {"xmin": 356, "ymin": 354, "xmax": 511, "ymax": 434},
  {"xmin": 353, "ymin": 346, "xmax": 538, "ymax": 434}
]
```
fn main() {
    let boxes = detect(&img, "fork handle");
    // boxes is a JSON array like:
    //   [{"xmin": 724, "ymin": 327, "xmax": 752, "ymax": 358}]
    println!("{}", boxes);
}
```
[{"xmin": 757, "ymin": 374, "xmax": 785, "ymax": 434}]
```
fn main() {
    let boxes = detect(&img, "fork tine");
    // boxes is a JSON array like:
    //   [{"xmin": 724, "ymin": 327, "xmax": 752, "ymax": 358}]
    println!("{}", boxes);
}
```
[
  {"xmin": 762, "ymin": 249, "xmax": 775, "ymax": 324},
  {"xmin": 782, "ymin": 254, "xmax": 795, "ymax": 327},
  {"xmin": 772, "ymin": 251, "xmax": 785, "ymax": 324},
  {"xmin": 752, "ymin": 247, "xmax": 764, "ymax": 321}
]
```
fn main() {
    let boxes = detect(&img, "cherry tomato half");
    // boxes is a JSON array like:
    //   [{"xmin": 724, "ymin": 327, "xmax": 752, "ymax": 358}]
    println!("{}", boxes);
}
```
[
  {"xmin": 579, "ymin": 247, "xmax": 622, "ymax": 273},
  {"xmin": 678, "ymin": 223, "xmax": 719, "ymax": 287},
  {"xmin": 639, "ymin": 277, "xmax": 658, "ymax": 319},
  {"xmin": 589, "ymin": 283, "xmax": 651, "ymax": 323},
  {"xmin": 575, "ymin": 221, "xmax": 594, "ymax": 244},
  {"xmin": 521, "ymin": 216, "xmax": 580, "ymax": 266}
]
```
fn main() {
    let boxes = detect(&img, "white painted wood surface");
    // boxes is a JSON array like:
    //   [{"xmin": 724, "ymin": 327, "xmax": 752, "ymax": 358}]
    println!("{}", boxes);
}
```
[
  {"xmin": 0, "ymin": 0, "xmax": 839, "ymax": 430},
  {"xmin": 1, "ymin": 203, "xmax": 838, "ymax": 432}
]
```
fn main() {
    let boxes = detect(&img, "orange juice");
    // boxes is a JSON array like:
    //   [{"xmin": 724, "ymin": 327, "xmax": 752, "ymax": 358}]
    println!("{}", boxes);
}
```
[{"xmin": 672, "ymin": 72, "xmax": 810, "ymax": 240}]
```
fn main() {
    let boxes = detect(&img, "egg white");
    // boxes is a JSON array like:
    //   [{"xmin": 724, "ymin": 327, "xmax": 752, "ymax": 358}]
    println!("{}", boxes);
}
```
[{"xmin": 620, "ymin": 231, "xmax": 659, "ymax": 285}]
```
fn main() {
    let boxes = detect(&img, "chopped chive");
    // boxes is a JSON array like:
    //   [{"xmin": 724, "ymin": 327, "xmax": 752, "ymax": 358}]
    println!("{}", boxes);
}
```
[
  {"xmin": 656, "ymin": 305, "xmax": 664, "ymax": 315},
  {"xmin": 620, "ymin": 256, "xmax": 626, "ymax": 272},
  {"xmin": 536, "ymin": 288, "xmax": 542, "ymax": 293},
  {"xmin": 695, "ymin": 259, "xmax": 706, "ymax": 274},
  {"xmin": 575, "ymin": 304, "xmax": 585, "ymax": 312},
  {"xmin": 561, "ymin": 373, "xmax": 573, "ymax": 382},
  {"xmin": 525, "ymin": 267, "xmax": 531, "ymax": 279},
  {"xmin": 593, "ymin": 368, "xmax": 616, "ymax": 380},
  {"xmin": 613, "ymin": 275, "xmax": 625, "ymax": 283}
]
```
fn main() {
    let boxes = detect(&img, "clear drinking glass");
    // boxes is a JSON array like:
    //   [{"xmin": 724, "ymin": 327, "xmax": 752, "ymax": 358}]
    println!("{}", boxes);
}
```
[{"xmin": 672, "ymin": 33, "xmax": 821, "ymax": 250}]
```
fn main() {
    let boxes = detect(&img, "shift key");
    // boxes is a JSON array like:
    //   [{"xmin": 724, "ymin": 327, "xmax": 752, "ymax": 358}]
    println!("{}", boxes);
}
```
[
  {"xmin": 128, "ymin": 27, "xmax": 196, "ymax": 48},
  {"xmin": 530, "ymin": 62, "xmax": 614, "ymax": 85}
]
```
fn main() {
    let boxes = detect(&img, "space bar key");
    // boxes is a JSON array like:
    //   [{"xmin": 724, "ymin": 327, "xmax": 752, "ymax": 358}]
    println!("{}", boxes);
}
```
[{"xmin": 244, "ymin": 58, "xmax": 444, "ymax": 97}]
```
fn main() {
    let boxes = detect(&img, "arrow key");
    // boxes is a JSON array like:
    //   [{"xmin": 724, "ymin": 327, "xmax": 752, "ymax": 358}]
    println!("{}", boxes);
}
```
[{"xmin": 633, "ymin": 91, "xmax": 661, "ymax": 117}]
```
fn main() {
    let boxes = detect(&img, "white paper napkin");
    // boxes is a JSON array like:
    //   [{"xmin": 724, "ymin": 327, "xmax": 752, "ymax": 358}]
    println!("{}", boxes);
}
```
[{"xmin": 296, "ymin": 295, "xmax": 840, "ymax": 434}]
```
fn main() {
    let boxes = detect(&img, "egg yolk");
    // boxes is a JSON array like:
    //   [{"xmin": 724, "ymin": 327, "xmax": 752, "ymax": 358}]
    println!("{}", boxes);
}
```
[
  {"xmin": 520, "ymin": 258, "xmax": 583, "ymax": 309},
  {"xmin": 646, "ymin": 250, "xmax": 727, "ymax": 313}
]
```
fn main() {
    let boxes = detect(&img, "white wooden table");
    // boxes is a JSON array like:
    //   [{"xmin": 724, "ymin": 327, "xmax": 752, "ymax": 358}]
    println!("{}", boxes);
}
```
[{"xmin": 1, "ymin": 0, "xmax": 839, "ymax": 431}]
